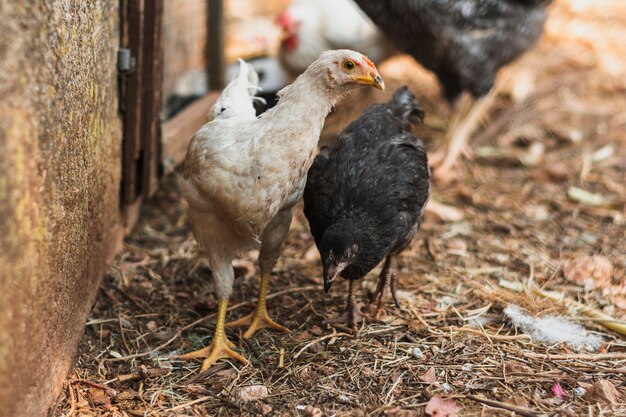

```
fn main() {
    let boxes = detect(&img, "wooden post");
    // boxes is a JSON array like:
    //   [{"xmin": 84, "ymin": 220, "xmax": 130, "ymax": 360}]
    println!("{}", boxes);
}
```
[
  {"xmin": 208, "ymin": 0, "xmax": 225, "ymax": 90},
  {"xmin": 141, "ymin": 0, "xmax": 164, "ymax": 197},
  {"xmin": 121, "ymin": 0, "xmax": 145, "ymax": 204}
]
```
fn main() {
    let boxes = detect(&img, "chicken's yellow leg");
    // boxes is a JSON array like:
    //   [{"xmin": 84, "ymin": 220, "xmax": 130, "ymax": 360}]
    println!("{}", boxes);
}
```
[
  {"xmin": 178, "ymin": 299, "xmax": 249, "ymax": 370},
  {"xmin": 225, "ymin": 273, "xmax": 289, "ymax": 339}
]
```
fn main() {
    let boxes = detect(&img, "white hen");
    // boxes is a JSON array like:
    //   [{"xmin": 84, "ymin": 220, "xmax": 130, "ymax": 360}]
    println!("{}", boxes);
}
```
[
  {"xmin": 179, "ymin": 50, "xmax": 384, "ymax": 370},
  {"xmin": 277, "ymin": 0, "xmax": 392, "ymax": 75}
]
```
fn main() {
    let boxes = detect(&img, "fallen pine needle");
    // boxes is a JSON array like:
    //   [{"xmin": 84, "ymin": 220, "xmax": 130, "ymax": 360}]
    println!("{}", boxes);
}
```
[
  {"xmin": 70, "ymin": 379, "xmax": 117, "ymax": 396},
  {"xmin": 112, "ymin": 367, "xmax": 170, "ymax": 383},
  {"xmin": 293, "ymin": 332, "xmax": 351, "ymax": 358},
  {"xmin": 438, "ymin": 326, "xmax": 532, "ymax": 341},
  {"xmin": 384, "ymin": 371, "xmax": 406, "ymax": 404},
  {"xmin": 466, "ymin": 394, "xmax": 548, "ymax": 417},
  {"xmin": 167, "ymin": 395, "xmax": 212, "ymax": 412}
]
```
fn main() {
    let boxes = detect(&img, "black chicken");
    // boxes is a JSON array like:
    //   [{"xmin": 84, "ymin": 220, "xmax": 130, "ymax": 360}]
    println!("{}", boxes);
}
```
[
  {"xmin": 303, "ymin": 87, "xmax": 430, "ymax": 328},
  {"xmin": 353, "ymin": 0, "xmax": 552, "ymax": 182}
]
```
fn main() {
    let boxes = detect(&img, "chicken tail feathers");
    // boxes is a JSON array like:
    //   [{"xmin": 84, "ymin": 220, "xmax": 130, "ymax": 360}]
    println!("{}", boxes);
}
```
[
  {"xmin": 236, "ymin": 58, "xmax": 263, "ymax": 97},
  {"xmin": 209, "ymin": 59, "xmax": 261, "ymax": 121},
  {"xmin": 391, "ymin": 86, "xmax": 424, "ymax": 126}
]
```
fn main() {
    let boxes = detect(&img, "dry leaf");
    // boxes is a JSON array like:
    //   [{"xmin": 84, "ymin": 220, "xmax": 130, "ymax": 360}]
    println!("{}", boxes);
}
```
[
  {"xmin": 419, "ymin": 367, "xmax": 437, "ymax": 383},
  {"xmin": 424, "ymin": 396, "xmax": 460, "ymax": 417},
  {"xmin": 563, "ymin": 255, "xmax": 613, "ymax": 290},
  {"xmin": 585, "ymin": 380, "xmax": 620, "ymax": 405},
  {"xmin": 504, "ymin": 360, "xmax": 533, "ymax": 374},
  {"xmin": 237, "ymin": 385, "xmax": 269, "ymax": 402},
  {"xmin": 89, "ymin": 387, "xmax": 112, "ymax": 408}
]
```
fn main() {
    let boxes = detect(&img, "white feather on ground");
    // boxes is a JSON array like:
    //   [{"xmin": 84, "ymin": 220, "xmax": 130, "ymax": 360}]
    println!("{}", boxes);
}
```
[{"xmin": 504, "ymin": 304, "xmax": 602, "ymax": 351}]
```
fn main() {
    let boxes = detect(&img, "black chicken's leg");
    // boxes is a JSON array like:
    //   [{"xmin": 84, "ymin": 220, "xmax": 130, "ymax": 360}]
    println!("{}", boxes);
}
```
[
  {"xmin": 371, "ymin": 255, "xmax": 398, "ymax": 318},
  {"xmin": 346, "ymin": 279, "xmax": 364, "ymax": 330}
]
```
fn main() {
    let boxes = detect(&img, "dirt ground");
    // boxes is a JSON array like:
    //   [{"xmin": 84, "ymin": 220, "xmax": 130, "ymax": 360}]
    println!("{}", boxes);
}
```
[{"xmin": 52, "ymin": 1, "xmax": 625, "ymax": 416}]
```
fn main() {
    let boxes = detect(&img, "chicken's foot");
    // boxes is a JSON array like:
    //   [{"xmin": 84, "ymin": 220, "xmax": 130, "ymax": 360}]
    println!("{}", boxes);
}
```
[
  {"xmin": 370, "ymin": 255, "xmax": 400, "ymax": 318},
  {"xmin": 431, "ymin": 91, "xmax": 495, "ymax": 184},
  {"xmin": 178, "ymin": 299, "xmax": 249, "ymax": 370},
  {"xmin": 226, "ymin": 273, "xmax": 289, "ymax": 339}
]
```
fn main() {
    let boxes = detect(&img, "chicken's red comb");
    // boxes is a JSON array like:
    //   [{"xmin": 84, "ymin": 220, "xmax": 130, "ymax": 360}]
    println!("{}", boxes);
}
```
[{"xmin": 275, "ymin": 11, "xmax": 292, "ymax": 29}]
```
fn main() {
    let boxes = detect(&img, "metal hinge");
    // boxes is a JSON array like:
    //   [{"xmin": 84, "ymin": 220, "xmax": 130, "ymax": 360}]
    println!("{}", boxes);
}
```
[{"xmin": 117, "ymin": 48, "xmax": 136, "ymax": 73}]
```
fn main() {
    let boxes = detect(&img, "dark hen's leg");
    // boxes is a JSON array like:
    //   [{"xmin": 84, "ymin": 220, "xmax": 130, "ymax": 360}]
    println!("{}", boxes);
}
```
[
  {"xmin": 346, "ymin": 279, "xmax": 364, "ymax": 330},
  {"xmin": 371, "ymin": 255, "xmax": 398, "ymax": 318},
  {"xmin": 430, "ymin": 91, "xmax": 495, "ymax": 184}
]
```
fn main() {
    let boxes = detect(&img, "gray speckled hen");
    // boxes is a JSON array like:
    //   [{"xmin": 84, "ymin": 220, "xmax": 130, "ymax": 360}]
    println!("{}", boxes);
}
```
[
  {"xmin": 303, "ymin": 87, "xmax": 430, "ymax": 328},
  {"xmin": 353, "ymin": 0, "xmax": 552, "ymax": 182}
]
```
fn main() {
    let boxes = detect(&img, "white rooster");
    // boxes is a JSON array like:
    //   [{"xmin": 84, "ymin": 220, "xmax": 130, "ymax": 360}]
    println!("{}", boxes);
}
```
[
  {"xmin": 179, "ymin": 50, "xmax": 384, "ymax": 370},
  {"xmin": 276, "ymin": 0, "xmax": 393, "ymax": 75}
]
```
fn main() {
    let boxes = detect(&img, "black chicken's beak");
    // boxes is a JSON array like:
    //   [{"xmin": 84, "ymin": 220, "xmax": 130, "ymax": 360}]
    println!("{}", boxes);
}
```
[{"xmin": 323, "ymin": 264, "xmax": 343, "ymax": 293}]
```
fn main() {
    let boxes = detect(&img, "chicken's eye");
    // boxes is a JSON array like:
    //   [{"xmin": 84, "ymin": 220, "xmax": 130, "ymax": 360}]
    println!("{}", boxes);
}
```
[{"xmin": 343, "ymin": 60, "xmax": 355, "ymax": 70}]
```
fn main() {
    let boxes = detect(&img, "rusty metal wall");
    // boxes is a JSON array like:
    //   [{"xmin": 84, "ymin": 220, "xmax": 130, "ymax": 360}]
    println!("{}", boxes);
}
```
[{"xmin": 0, "ymin": 2, "xmax": 122, "ymax": 416}]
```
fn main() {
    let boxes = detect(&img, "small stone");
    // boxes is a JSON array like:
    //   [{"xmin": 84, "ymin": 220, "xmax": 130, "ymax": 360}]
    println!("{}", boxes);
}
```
[
  {"xmin": 146, "ymin": 321, "xmax": 157, "ymax": 331},
  {"xmin": 262, "ymin": 404, "xmax": 272, "ymax": 415},
  {"xmin": 237, "ymin": 385, "xmax": 269, "ymax": 402},
  {"xmin": 411, "ymin": 347, "xmax": 425, "ymax": 360}
]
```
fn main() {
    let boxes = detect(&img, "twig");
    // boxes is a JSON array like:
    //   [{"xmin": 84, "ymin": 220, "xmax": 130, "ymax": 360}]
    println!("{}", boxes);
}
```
[
  {"xmin": 466, "ymin": 394, "xmax": 548, "ymax": 417},
  {"xmin": 166, "ymin": 395, "xmax": 212, "ymax": 412},
  {"xmin": 118, "ymin": 314, "xmax": 132, "ymax": 354},
  {"xmin": 439, "ymin": 326, "xmax": 532, "ymax": 341},
  {"xmin": 184, "ymin": 362, "xmax": 229, "ymax": 384},
  {"xmin": 112, "ymin": 367, "xmax": 171, "ymax": 383},
  {"xmin": 293, "ymin": 332, "xmax": 351, "ymax": 358},
  {"xmin": 107, "ymin": 285, "xmax": 319, "ymax": 362},
  {"xmin": 69, "ymin": 379, "xmax": 117, "ymax": 397},
  {"xmin": 384, "ymin": 371, "xmax": 406, "ymax": 405},
  {"xmin": 65, "ymin": 383, "xmax": 76, "ymax": 417}
]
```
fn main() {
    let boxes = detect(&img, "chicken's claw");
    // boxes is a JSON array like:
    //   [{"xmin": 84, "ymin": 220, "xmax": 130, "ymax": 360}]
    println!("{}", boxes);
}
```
[
  {"xmin": 225, "ymin": 273, "xmax": 289, "ymax": 339},
  {"xmin": 178, "ymin": 336, "xmax": 248, "ymax": 371},
  {"xmin": 177, "ymin": 299, "xmax": 249, "ymax": 370},
  {"xmin": 226, "ymin": 309, "xmax": 289, "ymax": 339}
]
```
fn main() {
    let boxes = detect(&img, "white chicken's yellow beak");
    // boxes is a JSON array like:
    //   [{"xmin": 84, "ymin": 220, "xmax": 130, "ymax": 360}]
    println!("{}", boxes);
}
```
[{"xmin": 354, "ymin": 72, "xmax": 385, "ymax": 90}]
